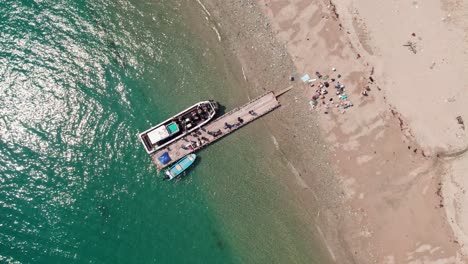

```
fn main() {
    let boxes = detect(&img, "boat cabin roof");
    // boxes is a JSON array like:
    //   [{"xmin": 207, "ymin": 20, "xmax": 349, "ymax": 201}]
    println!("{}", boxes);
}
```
[
  {"xmin": 147, "ymin": 126, "xmax": 170, "ymax": 144},
  {"xmin": 167, "ymin": 122, "xmax": 179, "ymax": 134},
  {"xmin": 147, "ymin": 122, "xmax": 180, "ymax": 145}
]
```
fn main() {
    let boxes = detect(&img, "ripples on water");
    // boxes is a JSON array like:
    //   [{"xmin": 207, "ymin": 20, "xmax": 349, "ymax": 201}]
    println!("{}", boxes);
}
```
[
  {"xmin": 0, "ymin": 1, "xmax": 228, "ymax": 263},
  {"xmin": 0, "ymin": 0, "xmax": 330, "ymax": 263}
]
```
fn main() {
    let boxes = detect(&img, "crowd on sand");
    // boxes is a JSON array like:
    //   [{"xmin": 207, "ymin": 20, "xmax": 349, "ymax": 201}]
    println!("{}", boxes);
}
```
[{"xmin": 294, "ymin": 68, "xmax": 370, "ymax": 115}]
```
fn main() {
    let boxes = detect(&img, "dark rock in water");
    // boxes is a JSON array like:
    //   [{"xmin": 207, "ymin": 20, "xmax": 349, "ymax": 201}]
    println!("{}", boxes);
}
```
[
  {"xmin": 112, "ymin": 50, "xmax": 126, "ymax": 68},
  {"xmin": 108, "ymin": 39, "xmax": 117, "ymax": 49},
  {"xmin": 98, "ymin": 204, "xmax": 110, "ymax": 220},
  {"xmin": 211, "ymin": 231, "xmax": 225, "ymax": 250},
  {"xmin": 216, "ymin": 239, "xmax": 225, "ymax": 250}
]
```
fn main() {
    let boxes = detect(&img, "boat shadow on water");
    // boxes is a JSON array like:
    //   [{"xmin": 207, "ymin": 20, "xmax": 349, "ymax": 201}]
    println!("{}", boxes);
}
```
[{"xmin": 216, "ymin": 104, "xmax": 226, "ymax": 117}]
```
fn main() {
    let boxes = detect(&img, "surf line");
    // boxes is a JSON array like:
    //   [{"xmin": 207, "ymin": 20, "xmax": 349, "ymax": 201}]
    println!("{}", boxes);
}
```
[
  {"xmin": 195, "ymin": 0, "xmax": 222, "ymax": 42},
  {"xmin": 196, "ymin": 0, "xmax": 211, "ymax": 17},
  {"xmin": 212, "ymin": 26, "xmax": 221, "ymax": 42}
]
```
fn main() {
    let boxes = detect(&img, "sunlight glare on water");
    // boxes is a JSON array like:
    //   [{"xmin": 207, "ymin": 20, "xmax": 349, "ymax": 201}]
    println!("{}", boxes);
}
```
[
  {"xmin": 0, "ymin": 0, "xmax": 328, "ymax": 263},
  {"xmin": 0, "ymin": 0, "xmax": 233, "ymax": 263}
]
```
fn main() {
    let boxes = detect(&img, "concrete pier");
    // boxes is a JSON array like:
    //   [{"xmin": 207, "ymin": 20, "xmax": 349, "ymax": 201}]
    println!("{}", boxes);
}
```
[{"xmin": 151, "ymin": 91, "xmax": 283, "ymax": 170}]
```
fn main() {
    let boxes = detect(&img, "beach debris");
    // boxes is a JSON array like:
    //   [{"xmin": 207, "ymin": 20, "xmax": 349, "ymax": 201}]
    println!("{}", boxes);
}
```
[
  {"xmin": 301, "ymin": 74, "xmax": 311, "ymax": 83},
  {"xmin": 403, "ymin": 41, "xmax": 417, "ymax": 54},
  {"xmin": 328, "ymin": 2, "xmax": 339, "ymax": 19},
  {"xmin": 456, "ymin": 116, "xmax": 465, "ymax": 130},
  {"xmin": 445, "ymin": 97, "xmax": 456, "ymax": 103},
  {"xmin": 315, "ymin": 71, "xmax": 322, "ymax": 78},
  {"xmin": 308, "ymin": 78, "xmax": 317, "ymax": 85},
  {"xmin": 436, "ymin": 182, "xmax": 444, "ymax": 208},
  {"xmin": 343, "ymin": 101, "xmax": 353, "ymax": 109},
  {"xmin": 309, "ymin": 101, "xmax": 314, "ymax": 109},
  {"xmin": 241, "ymin": 66, "xmax": 247, "ymax": 81},
  {"xmin": 290, "ymin": 76, "xmax": 295, "ymax": 81},
  {"xmin": 412, "ymin": 33, "xmax": 416, "ymax": 37}
]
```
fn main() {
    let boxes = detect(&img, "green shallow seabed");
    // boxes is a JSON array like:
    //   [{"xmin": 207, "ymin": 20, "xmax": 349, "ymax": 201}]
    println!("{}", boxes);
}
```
[{"xmin": 0, "ymin": 0, "xmax": 328, "ymax": 263}]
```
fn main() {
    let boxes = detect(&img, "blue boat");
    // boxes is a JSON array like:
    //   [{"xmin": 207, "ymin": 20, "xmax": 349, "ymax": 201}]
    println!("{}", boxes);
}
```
[{"xmin": 164, "ymin": 154, "xmax": 196, "ymax": 180}]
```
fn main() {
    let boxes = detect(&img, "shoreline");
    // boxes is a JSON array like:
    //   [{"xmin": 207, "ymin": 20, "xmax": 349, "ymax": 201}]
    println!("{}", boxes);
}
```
[
  {"xmin": 194, "ymin": 0, "xmax": 468, "ymax": 263},
  {"xmin": 258, "ymin": 0, "xmax": 468, "ymax": 262},
  {"xmin": 178, "ymin": 1, "xmax": 333, "ymax": 262},
  {"xmin": 192, "ymin": 0, "xmax": 345, "ymax": 261}
]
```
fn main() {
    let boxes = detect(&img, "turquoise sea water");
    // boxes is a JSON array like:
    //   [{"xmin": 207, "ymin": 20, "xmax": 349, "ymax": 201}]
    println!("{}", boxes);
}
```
[{"xmin": 0, "ymin": 1, "xmax": 328, "ymax": 263}]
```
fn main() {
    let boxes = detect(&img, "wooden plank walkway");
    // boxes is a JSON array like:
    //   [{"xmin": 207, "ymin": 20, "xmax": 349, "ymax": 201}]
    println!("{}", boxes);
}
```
[{"xmin": 151, "ymin": 91, "xmax": 281, "ymax": 169}]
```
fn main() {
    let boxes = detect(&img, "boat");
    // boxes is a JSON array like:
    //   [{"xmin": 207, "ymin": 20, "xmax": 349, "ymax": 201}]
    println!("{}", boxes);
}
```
[
  {"xmin": 139, "ymin": 101, "xmax": 218, "ymax": 154},
  {"xmin": 164, "ymin": 154, "xmax": 196, "ymax": 180}
]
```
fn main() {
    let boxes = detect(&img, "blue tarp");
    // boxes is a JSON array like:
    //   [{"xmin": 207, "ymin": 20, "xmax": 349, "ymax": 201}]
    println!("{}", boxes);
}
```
[
  {"xmin": 301, "ymin": 74, "xmax": 311, "ymax": 83},
  {"xmin": 158, "ymin": 152, "xmax": 171, "ymax": 165}
]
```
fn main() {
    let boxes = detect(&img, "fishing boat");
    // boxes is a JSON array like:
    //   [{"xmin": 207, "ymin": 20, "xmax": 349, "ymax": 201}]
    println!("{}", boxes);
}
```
[
  {"xmin": 164, "ymin": 154, "xmax": 196, "ymax": 180},
  {"xmin": 139, "ymin": 101, "xmax": 218, "ymax": 154}
]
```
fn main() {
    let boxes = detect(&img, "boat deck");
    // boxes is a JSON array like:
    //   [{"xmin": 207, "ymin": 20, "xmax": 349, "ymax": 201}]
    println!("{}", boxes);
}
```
[{"xmin": 151, "ymin": 91, "xmax": 281, "ymax": 170}]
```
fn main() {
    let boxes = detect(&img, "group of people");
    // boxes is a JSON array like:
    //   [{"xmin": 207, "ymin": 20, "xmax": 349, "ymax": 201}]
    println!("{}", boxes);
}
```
[
  {"xmin": 179, "ymin": 114, "xmax": 249, "ymax": 151},
  {"xmin": 308, "ymin": 70, "xmax": 356, "ymax": 114},
  {"xmin": 179, "ymin": 106, "xmax": 211, "ymax": 132},
  {"xmin": 207, "ymin": 129, "xmax": 222, "ymax": 137},
  {"xmin": 180, "ymin": 127, "xmax": 224, "ymax": 151},
  {"xmin": 224, "ymin": 117, "xmax": 245, "ymax": 130}
]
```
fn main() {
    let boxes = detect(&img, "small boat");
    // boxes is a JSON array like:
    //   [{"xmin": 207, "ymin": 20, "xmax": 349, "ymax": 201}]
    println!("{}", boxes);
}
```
[
  {"xmin": 164, "ymin": 154, "xmax": 196, "ymax": 180},
  {"xmin": 139, "ymin": 101, "xmax": 218, "ymax": 154}
]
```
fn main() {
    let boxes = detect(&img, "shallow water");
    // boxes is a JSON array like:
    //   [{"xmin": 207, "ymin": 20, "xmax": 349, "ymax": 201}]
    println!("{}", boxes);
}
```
[{"xmin": 0, "ymin": 1, "xmax": 327, "ymax": 263}]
